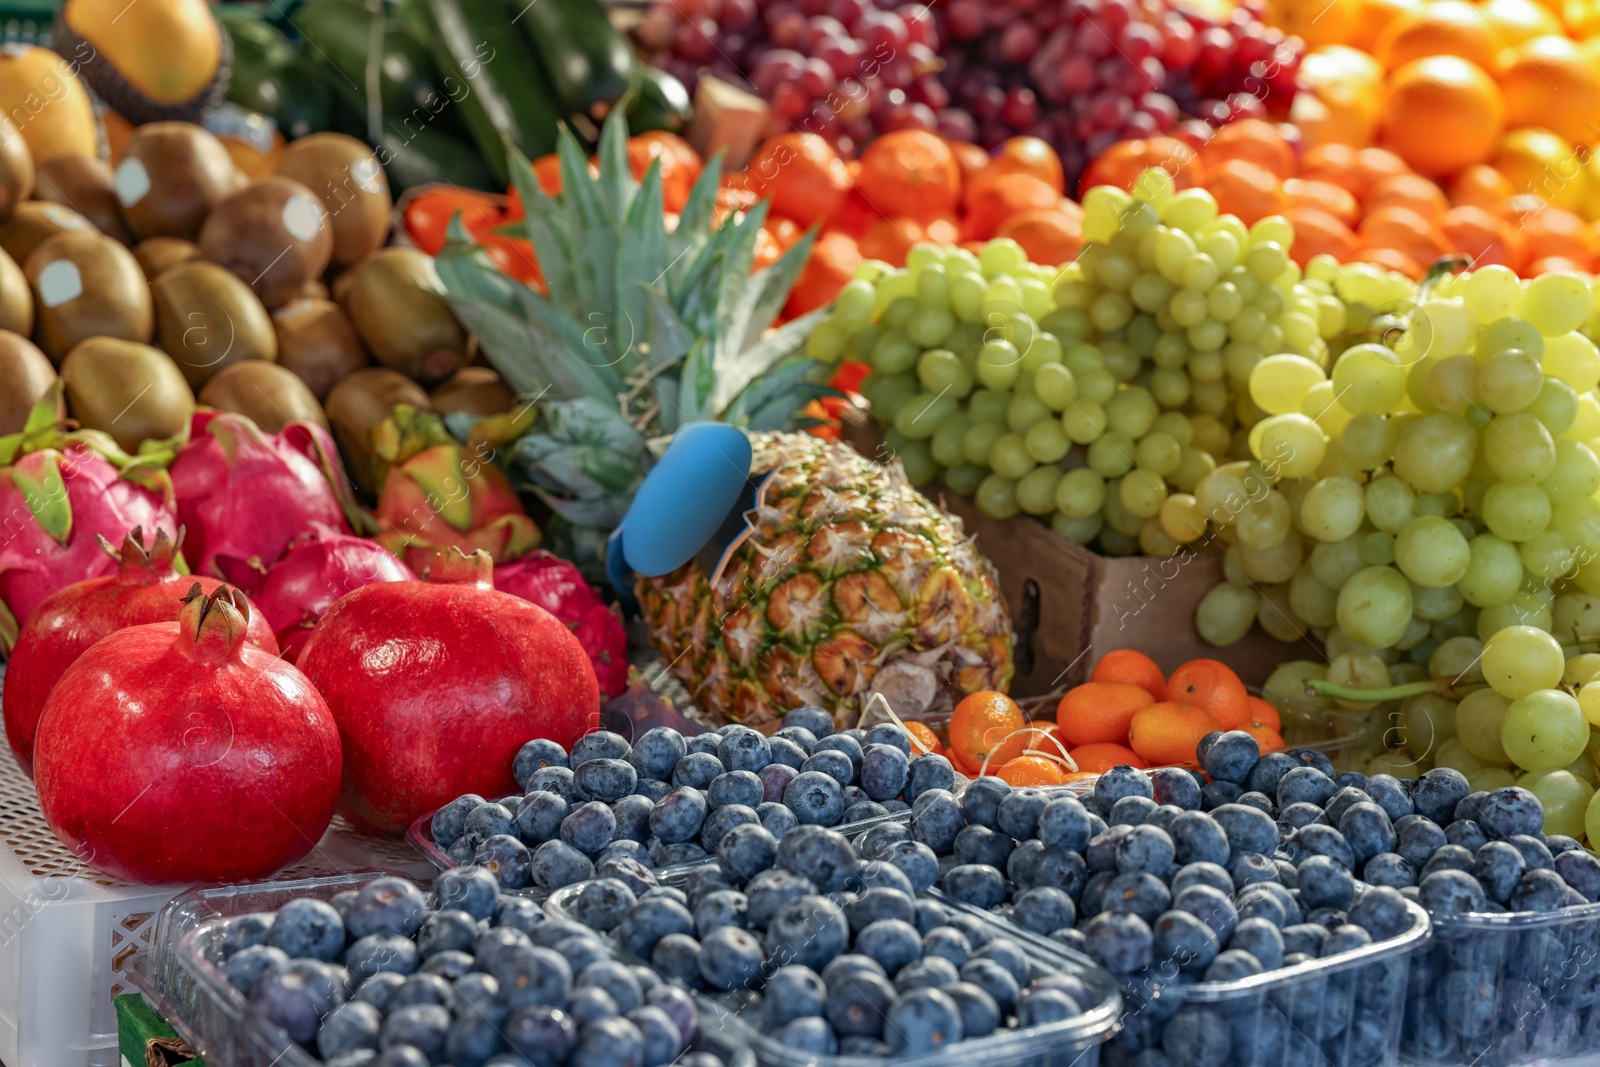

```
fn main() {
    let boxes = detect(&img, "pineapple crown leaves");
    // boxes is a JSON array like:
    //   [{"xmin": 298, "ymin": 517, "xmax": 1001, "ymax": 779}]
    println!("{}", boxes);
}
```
[{"xmin": 433, "ymin": 111, "xmax": 836, "ymax": 449}]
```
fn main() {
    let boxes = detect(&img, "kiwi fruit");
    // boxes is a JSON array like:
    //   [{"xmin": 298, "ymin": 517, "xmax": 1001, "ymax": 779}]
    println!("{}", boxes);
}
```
[
  {"xmin": 325, "ymin": 367, "xmax": 431, "ymax": 494},
  {"xmin": 0, "ymin": 331, "xmax": 58, "ymax": 434},
  {"xmin": 340, "ymin": 248, "xmax": 469, "ymax": 386},
  {"xmin": 0, "ymin": 245, "xmax": 31, "ymax": 337},
  {"xmin": 199, "ymin": 175, "xmax": 333, "ymax": 310},
  {"xmin": 34, "ymin": 154, "xmax": 133, "ymax": 245},
  {"xmin": 0, "ymin": 115, "xmax": 34, "ymax": 222},
  {"xmin": 274, "ymin": 133, "xmax": 392, "ymax": 267},
  {"xmin": 26, "ymin": 230, "xmax": 154, "ymax": 363},
  {"xmin": 151, "ymin": 259, "xmax": 278, "ymax": 388},
  {"xmin": 199, "ymin": 360, "xmax": 327, "ymax": 432},
  {"xmin": 299, "ymin": 278, "xmax": 330, "ymax": 301},
  {"xmin": 134, "ymin": 236, "xmax": 201, "ymax": 279},
  {"xmin": 115, "ymin": 122, "xmax": 240, "ymax": 241},
  {"xmin": 61, "ymin": 337, "xmax": 195, "ymax": 451},
  {"xmin": 430, "ymin": 367, "xmax": 515, "ymax": 416},
  {"xmin": 0, "ymin": 201, "xmax": 94, "ymax": 265},
  {"xmin": 271, "ymin": 297, "xmax": 368, "ymax": 399}
]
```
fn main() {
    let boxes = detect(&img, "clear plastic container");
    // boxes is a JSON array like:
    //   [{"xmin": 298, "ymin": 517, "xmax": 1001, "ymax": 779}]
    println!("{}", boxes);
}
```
[
  {"xmin": 544, "ymin": 873, "xmax": 1124, "ymax": 1067},
  {"xmin": 1399, "ymin": 901, "xmax": 1600, "ymax": 1065},
  {"xmin": 131, "ymin": 869, "xmax": 758, "ymax": 1067}
]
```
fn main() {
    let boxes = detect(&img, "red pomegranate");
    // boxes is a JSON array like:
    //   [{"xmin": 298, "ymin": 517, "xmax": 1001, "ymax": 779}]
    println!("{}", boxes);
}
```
[
  {"xmin": 253, "ymin": 526, "xmax": 415, "ymax": 662},
  {"xmin": 3, "ymin": 528, "xmax": 278, "ymax": 775},
  {"xmin": 298, "ymin": 547, "xmax": 601, "ymax": 835},
  {"xmin": 34, "ymin": 587, "xmax": 342, "ymax": 884}
]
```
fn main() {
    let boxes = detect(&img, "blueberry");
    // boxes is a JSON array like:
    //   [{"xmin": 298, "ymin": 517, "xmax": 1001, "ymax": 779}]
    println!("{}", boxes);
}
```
[
  {"xmin": 887, "ymin": 988, "xmax": 964, "ymax": 1053},
  {"xmin": 1418, "ymin": 869, "xmax": 1486, "ymax": 917},
  {"xmin": 532, "ymin": 840, "xmax": 596, "ymax": 891},
  {"xmin": 996, "ymin": 788, "xmax": 1050, "ymax": 840},
  {"xmin": 1029, "ymin": 795, "xmax": 1088, "ymax": 850},
  {"xmin": 490, "ymin": 945, "xmax": 573, "ymax": 1012},
  {"xmin": 1297, "ymin": 855, "xmax": 1354, "ymax": 910},
  {"xmin": 571, "ymin": 759, "xmax": 636, "ymax": 804},
  {"xmin": 844, "ymin": 886, "xmax": 916, "ymax": 931},
  {"xmin": 1280, "ymin": 922, "xmax": 1329, "ymax": 958},
  {"xmin": 858, "ymin": 722, "xmax": 908, "ymax": 755},
  {"xmin": 959, "ymin": 956, "xmax": 1021, "ymax": 1012},
  {"xmin": 495, "ymin": 896, "xmax": 546, "ymax": 934},
  {"xmin": 1096, "ymin": 766, "xmax": 1155, "ymax": 807},
  {"xmin": 750, "ymin": 802, "xmax": 796, "ymax": 840},
  {"xmin": 1246, "ymin": 752, "xmax": 1298, "ymax": 797},
  {"xmin": 826, "ymin": 970, "xmax": 896, "ymax": 1036},
  {"xmin": 649, "ymin": 933, "xmax": 703, "ymax": 987},
  {"xmin": 472, "ymin": 834, "xmax": 533, "ymax": 889},
  {"xmin": 1084, "ymin": 911, "xmax": 1152, "ymax": 973},
  {"xmin": 762, "ymin": 965, "xmax": 827, "ymax": 1028},
  {"xmin": 379, "ymin": 1004, "xmax": 451, "ymax": 1061},
  {"xmin": 224, "ymin": 945, "xmax": 289, "ymax": 997},
  {"xmin": 1435, "ymin": 969, "xmax": 1497, "ymax": 1040},
  {"xmin": 644, "ymin": 984, "xmax": 696, "ymax": 1045},
  {"xmin": 801, "ymin": 750, "xmax": 855, "ymax": 788},
  {"xmin": 445, "ymin": 1013, "xmax": 504, "ymax": 1067},
  {"xmin": 1117, "ymin": 825, "xmax": 1177, "ymax": 878},
  {"xmin": 371, "ymin": 1049, "xmax": 429, "ymax": 1067},
  {"xmin": 716, "ymin": 729, "xmax": 771, "ymax": 773},
  {"xmin": 856, "ymin": 744, "xmax": 909, "ymax": 802},
  {"xmin": 515, "ymin": 740, "xmax": 570, "ymax": 785},
  {"xmin": 1170, "ymin": 812, "xmax": 1230, "ymax": 868},
  {"xmin": 567, "ymin": 731, "xmax": 628, "ymax": 766},
  {"xmin": 352, "ymin": 973, "xmax": 405, "ymax": 1015},
  {"xmin": 692, "ymin": 889, "xmax": 748, "ymax": 938},
  {"xmin": 1347, "ymin": 885, "xmax": 1411, "ymax": 941},
  {"xmin": 1017, "ymin": 987, "xmax": 1082, "ymax": 1027},
  {"xmin": 419, "ymin": 950, "xmax": 475, "ymax": 981},
  {"xmin": 1445, "ymin": 819, "xmax": 1489, "ymax": 853},
  {"xmin": 1161, "ymin": 1006, "xmax": 1230, "ymax": 1066},
  {"xmin": 527, "ymin": 766, "xmax": 577, "ymax": 802},
  {"xmin": 319, "ymin": 1001, "xmax": 382, "ymax": 1059},
  {"xmin": 1234, "ymin": 791, "xmax": 1275, "ymax": 816},
  {"xmin": 1102, "ymin": 871, "xmax": 1171, "ymax": 924},
  {"xmin": 1396, "ymin": 816, "xmax": 1447, "ymax": 868},
  {"xmin": 1365, "ymin": 774, "xmax": 1414, "ymax": 820},
  {"xmin": 1201, "ymin": 731, "xmax": 1260, "ymax": 784},
  {"xmin": 699, "ymin": 804, "xmax": 760, "ymax": 853},
  {"xmin": 1152, "ymin": 908, "xmax": 1222, "ymax": 974},
  {"xmin": 1508, "ymin": 832, "xmax": 1555, "ymax": 871},
  {"xmin": 784, "ymin": 706, "xmax": 835, "ymax": 738},
  {"xmin": 1149, "ymin": 767, "xmax": 1203, "ymax": 810},
  {"xmin": 905, "ymin": 754, "xmax": 957, "ymax": 801},
  {"xmin": 649, "ymin": 788, "xmax": 708, "ymax": 844},
  {"xmin": 857, "ymin": 842, "xmax": 930, "ymax": 896},
  {"xmin": 766, "ymin": 894, "xmax": 849, "ymax": 969},
  {"xmin": 666, "ymin": 752, "xmax": 719, "ymax": 792},
  {"xmin": 848, "ymin": 860, "xmax": 915, "ymax": 897},
  {"xmin": 1471, "ymin": 840, "xmax": 1526, "ymax": 903},
  {"xmin": 1201, "ymin": 780, "xmax": 1243, "ymax": 810},
  {"xmin": 1225, "ymin": 917, "xmax": 1284, "ymax": 971},
  {"xmin": 1555, "ymin": 848, "xmax": 1600, "ymax": 901},
  {"xmin": 1171, "ymin": 885, "xmax": 1237, "ymax": 942},
  {"xmin": 1411, "ymin": 768, "xmax": 1470, "ymax": 824},
  {"xmin": 1170, "ymin": 862, "xmax": 1233, "ymax": 898},
  {"xmin": 1362, "ymin": 852, "xmax": 1417, "ymax": 888},
  {"xmin": 1420, "ymin": 843, "xmax": 1475, "ymax": 879},
  {"xmin": 515, "ymin": 791, "xmax": 568, "ymax": 844},
  {"xmin": 1340, "ymin": 803, "xmax": 1397, "ymax": 865},
  {"xmin": 464, "ymin": 802, "xmax": 518, "ymax": 847},
  {"xmin": 432, "ymin": 795, "xmax": 486, "ymax": 849},
  {"xmin": 1547, "ymin": 834, "xmax": 1584, "ymax": 855},
  {"xmin": 1203, "ymin": 948, "xmax": 1263, "ymax": 982},
  {"xmin": 1011, "ymin": 886, "xmax": 1077, "ymax": 936},
  {"xmin": 605, "ymin": 796, "xmax": 653, "ymax": 846},
  {"xmin": 952, "ymin": 776, "xmax": 1006, "ymax": 828},
  {"xmin": 1287, "ymin": 824, "xmax": 1355, "ymax": 870},
  {"xmin": 555, "ymin": 801, "xmax": 617, "ymax": 857},
  {"xmin": 857, "ymin": 918, "xmax": 925, "ymax": 973},
  {"xmin": 911, "ymin": 790, "xmax": 967, "ymax": 852},
  {"xmin": 822, "ymin": 953, "xmax": 888, "ymax": 987},
  {"xmin": 392, "ymin": 972, "xmax": 456, "ymax": 1010},
  {"xmin": 744, "ymin": 869, "xmax": 819, "ymax": 928},
  {"xmin": 712, "ymin": 823, "xmax": 774, "ymax": 887},
  {"xmin": 476, "ymin": 928, "xmax": 533, "ymax": 976},
  {"xmin": 922, "ymin": 926, "xmax": 972, "ymax": 967},
  {"xmin": 1009, "ymin": 840, "xmax": 1088, "ymax": 896},
  {"xmin": 343, "ymin": 934, "xmax": 420, "ymax": 981},
  {"xmin": 1277, "ymin": 802, "xmax": 1327, "ymax": 831},
  {"xmin": 1511, "ymin": 868, "xmax": 1570, "ymax": 912},
  {"xmin": 943, "ymin": 864, "xmax": 1008, "ymax": 909},
  {"xmin": 266, "ymin": 898, "xmax": 346, "ymax": 961},
  {"xmin": 637, "ymin": 780, "xmax": 672, "ymax": 803},
  {"xmin": 1474, "ymin": 786, "xmax": 1542, "ymax": 840},
  {"xmin": 773, "ymin": 1018, "xmax": 838, "ymax": 1054},
  {"xmin": 940, "ymin": 981, "xmax": 1000, "ymax": 1039},
  {"xmin": 784, "ymin": 770, "xmax": 845, "ymax": 826},
  {"xmin": 630, "ymin": 729, "xmax": 687, "ymax": 782},
  {"xmin": 572, "ymin": 1016, "xmax": 644, "ymax": 1067},
  {"xmin": 777, "ymin": 825, "xmax": 858, "ymax": 892},
  {"xmin": 575, "ymin": 878, "xmax": 639, "ymax": 932},
  {"xmin": 1276, "ymin": 767, "xmax": 1335, "ymax": 809},
  {"xmin": 895, "ymin": 955, "xmax": 962, "ymax": 993},
  {"xmin": 576, "ymin": 960, "xmax": 643, "ymax": 1014},
  {"xmin": 842, "ymin": 800, "xmax": 889, "ymax": 823}
]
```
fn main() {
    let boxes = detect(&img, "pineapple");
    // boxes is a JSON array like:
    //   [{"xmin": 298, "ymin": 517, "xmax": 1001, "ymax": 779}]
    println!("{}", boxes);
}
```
[
  {"xmin": 636, "ymin": 432, "xmax": 1013, "ymax": 728},
  {"xmin": 436, "ymin": 115, "xmax": 1013, "ymax": 725}
]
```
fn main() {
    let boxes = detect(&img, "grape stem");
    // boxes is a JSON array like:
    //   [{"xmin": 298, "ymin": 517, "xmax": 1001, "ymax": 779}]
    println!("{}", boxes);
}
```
[{"xmin": 1304, "ymin": 677, "xmax": 1476, "ymax": 703}]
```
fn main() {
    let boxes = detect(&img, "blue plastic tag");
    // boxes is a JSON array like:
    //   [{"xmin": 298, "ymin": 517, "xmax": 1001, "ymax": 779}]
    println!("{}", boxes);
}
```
[{"xmin": 618, "ymin": 423, "xmax": 753, "ymax": 578}]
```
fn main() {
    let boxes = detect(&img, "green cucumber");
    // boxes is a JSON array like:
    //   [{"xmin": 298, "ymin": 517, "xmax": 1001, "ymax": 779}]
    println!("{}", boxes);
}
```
[
  {"xmin": 216, "ymin": 14, "xmax": 334, "ymax": 141},
  {"xmin": 510, "ymin": 0, "xmax": 635, "ymax": 123},
  {"xmin": 376, "ymin": 125, "xmax": 497, "ymax": 192},
  {"xmin": 401, "ymin": 0, "xmax": 564, "ymax": 184},
  {"xmin": 625, "ymin": 64, "xmax": 692, "ymax": 134}
]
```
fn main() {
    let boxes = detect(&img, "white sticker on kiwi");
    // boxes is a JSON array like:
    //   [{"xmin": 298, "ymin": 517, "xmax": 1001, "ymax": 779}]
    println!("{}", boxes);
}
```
[
  {"xmin": 274, "ymin": 299, "xmax": 314, "ymax": 320},
  {"xmin": 37, "ymin": 260, "xmax": 82, "ymax": 308},
  {"xmin": 282, "ymin": 194, "xmax": 324, "ymax": 243},
  {"xmin": 115, "ymin": 158, "xmax": 151, "ymax": 207},
  {"xmin": 42, "ymin": 204, "xmax": 90, "ymax": 230},
  {"xmin": 351, "ymin": 158, "xmax": 384, "ymax": 195}
]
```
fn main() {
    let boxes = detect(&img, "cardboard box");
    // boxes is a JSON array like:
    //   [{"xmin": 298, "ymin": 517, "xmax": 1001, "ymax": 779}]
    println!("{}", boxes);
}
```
[{"xmin": 843, "ymin": 417, "xmax": 1310, "ymax": 696}]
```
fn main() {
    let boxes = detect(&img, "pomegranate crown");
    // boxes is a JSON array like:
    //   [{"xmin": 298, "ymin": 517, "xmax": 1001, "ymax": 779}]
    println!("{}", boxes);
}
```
[
  {"xmin": 177, "ymin": 583, "xmax": 254, "ymax": 661},
  {"xmin": 96, "ymin": 526, "xmax": 189, "ymax": 574},
  {"xmin": 421, "ymin": 546, "xmax": 496, "ymax": 588}
]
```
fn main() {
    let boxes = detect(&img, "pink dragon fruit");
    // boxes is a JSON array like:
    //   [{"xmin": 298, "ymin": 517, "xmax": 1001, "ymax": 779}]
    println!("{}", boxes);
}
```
[
  {"xmin": 254, "ymin": 526, "xmax": 416, "ymax": 662},
  {"xmin": 0, "ymin": 385, "xmax": 178, "ymax": 649},
  {"xmin": 495, "ymin": 551, "xmax": 628, "ymax": 700},
  {"xmin": 170, "ymin": 411, "xmax": 362, "ymax": 592}
]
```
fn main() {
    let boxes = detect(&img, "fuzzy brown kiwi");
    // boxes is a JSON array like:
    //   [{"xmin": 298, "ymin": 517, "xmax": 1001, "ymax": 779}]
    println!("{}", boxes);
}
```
[
  {"xmin": 0, "ymin": 245, "xmax": 31, "ymax": 337},
  {"xmin": 430, "ymin": 367, "xmax": 515, "ymax": 416},
  {"xmin": 151, "ymin": 259, "xmax": 277, "ymax": 388},
  {"xmin": 60, "ymin": 337, "xmax": 195, "ymax": 451},
  {"xmin": 0, "ymin": 201, "xmax": 94, "ymax": 265},
  {"xmin": 274, "ymin": 133, "xmax": 391, "ymax": 267},
  {"xmin": 25, "ymin": 230, "xmax": 154, "ymax": 363},
  {"xmin": 198, "ymin": 175, "xmax": 333, "ymax": 310},
  {"xmin": 0, "ymin": 331, "xmax": 57, "ymax": 434},
  {"xmin": 33, "ymin": 153, "xmax": 133, "ymax": 244},
  {"xmin": 199, "ymin": 359, "xmax": 326, "ymax": 431},
  {"xmin": 271, "ymin": 297, "xmax": 369, "ymax": 400},
  {"xmin": 339, "ymin": 248, "xmax": 468, "ymax": 386},
  {"xmin": 133, "ymin": 236, "xmax": 202, "ymax": 280},
  {"xmin": 0, "ymin": 115, "xmax": 34, "ymax": 222},
  {"xmin": 114, "ymin": 122, "xmax": 240, "ymax": 241},
  {"xmin": 324, "ymin": 367, "xmax": 431, "ymax": 494}
]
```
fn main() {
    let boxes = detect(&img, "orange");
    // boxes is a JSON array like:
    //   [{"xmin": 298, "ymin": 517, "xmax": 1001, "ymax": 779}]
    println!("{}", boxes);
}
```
[
  {"xmin": 1527, "ymin": 253, "xmax": 1593, "ymax": 273},
  {"xmin": 1448, "ymin": 164, "xmax": 1516, "ymax": 212},
  {"xmin": 1269, "ymin": 0, "xmax": 1359, "ymax": 47},
  {"xmin": 1246, "ymin": 695, "xmax": 1282, "ymax": 732},
  {"xmin": 1480, "ymin": 0, "xmax": 1563, "ymax": 43},
  {"xmin": 1352, "ymin": 244, "xmax": 1425, "ymax": 277},
  {"xmin": 1348, "ymin": 0, "xmax": 1425, "ymax": 50},
  {"xmin": 857, "ymin": 130, "xmax": 961, "ymax": 223},
  {"xmin": 1518, "ymin": 204, "xmax": 1597, "ymax": 263},
  {"xmin": 1165, "ymin": 659, "xmax": 1251, "ymax": 729},
  {"xmin": 1090, "ymin": 650, "xmax": 1167, "ymax": 700},
  {"xmin": 1373, "ymin": 0, "xmax": 1499, "ymax": 71},
  {"xmin": 948, "ymin": 690, "xmax": 1028, "ymax": 770},
  {"xmin": 1242, "ymin": 723, "xmax": 1287, "ymax": 753},
  {"xmin": 744, "ymin": 133, "xmax": 851, "ymax": 227},
  {"xmin": 1127, "ymin": 702, "xmax": 1223, "ymax": 766},
  {"xmin": 1364, "ymin": 172, "xmax": 1450, "ymax": 220},
  {"xmin": 1287, "ymin": 207, "xmax": 1357, "ymax": 264},
  {"xmin": 1301, "ymin": 143, "xmax": 1362, "ymax": 183},
  {"xmin": 1358, "ymin": 205, "xmax": 1452, "ymax": 268},
  {"xmin": 996, "ymin": 755, "xmax": 1070, "ymax": 787},
  {"xmin": 1497, "ymin": 36, "xmax": 1600, "ymax": 146},
  {"xmin": 981, "ymin": 136, "xmax": 1068, "ymax": 196},
  {"xmin": 766, "ymin": 217, "xmax": 803, "ymax": 250},
  {"xmin": 753, "ymin": 226, "xmax": 783, "ymax": 272},
  {"xmin": 1056, "ymin": 682, "xmax": 1157, "ymax": 746},
  {"xmin": 993, "ymin": 208, "xmax": 1083, "ymax": 266},
  {"xmin": 1200, "ymin": 119, "xmax": 1295, "ymax": 180},
  {"xmin": 1344, "ymin": 147, "xmax": 1413, "ymax": 199},
  {"xmin": 1068, "ymin": 743, "xmax": 1148, "ymax": 774},
  {"xmin": 904, "ymin": 720, "xmax": 943, "ymax": 756},
  {"xmin": 948, "ymin": 140, "xmax": 993, "ymax": 186},
  {"xmin": 962, "ymin": 173, "xmax": 1061, "ymax": 242},
  {"xmin": 1285, "ymin": 178, "xmax": 1361, "ymax": 226},
  {"xmin": 786, "ymin": 231, "xmax": 862, "ymax": 317},
  {"xmin": 1206, "ymin": 159, "xmax": 1286, "ymax": 226},
  {"xmin": 824, "ymin": 189, "xmax": 878, "ymax": 239},
  {"xmin": 1491, "ymin": 128, "xmax": 1587, "ymax": 211},
  {"xmin": 629, "ymin": 131, "xmax": 703, "ymax": 214},
  {"xmin": 1081, "ymin": 137, "xmax": 1207, "ymax": 193},
  {"xmin": 858, "ymin": 217, "xmax": 929, "ymax": 266},
  {"xmin": 1378, "ymin": 56, "xmax": 1504, "ymax": 178}
]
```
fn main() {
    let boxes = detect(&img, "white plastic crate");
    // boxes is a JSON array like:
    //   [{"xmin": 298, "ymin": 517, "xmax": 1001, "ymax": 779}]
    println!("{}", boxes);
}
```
[{"xmin": 0, "ymin": 685, "xmax": 434, "ymax": 1066}]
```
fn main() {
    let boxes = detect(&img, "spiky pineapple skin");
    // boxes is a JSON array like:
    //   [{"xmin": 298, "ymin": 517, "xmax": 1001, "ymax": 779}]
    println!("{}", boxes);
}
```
[{"xmin": 636, "ymin": 432, "xmax": 1014, "ymax": 728}]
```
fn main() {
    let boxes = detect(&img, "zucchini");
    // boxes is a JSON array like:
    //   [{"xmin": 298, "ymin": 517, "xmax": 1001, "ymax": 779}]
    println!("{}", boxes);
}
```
[
  {"xmin": 219, "ymin": 16, "xmax": 334, "ymax": 140},
  {"xmin": 402, "ymin": 0, "xmax": 564, "ymax": 184},
  {"xmin": 376, "ymin": 125, "xmax": 497, "ymax": 192},
  {"xmin": 625, "ymin": 64, "xmax": 692, "ymax": 135},
  {"xmin": 511, "ymin": 0, "xmax": 635, "ymax": 123}
]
